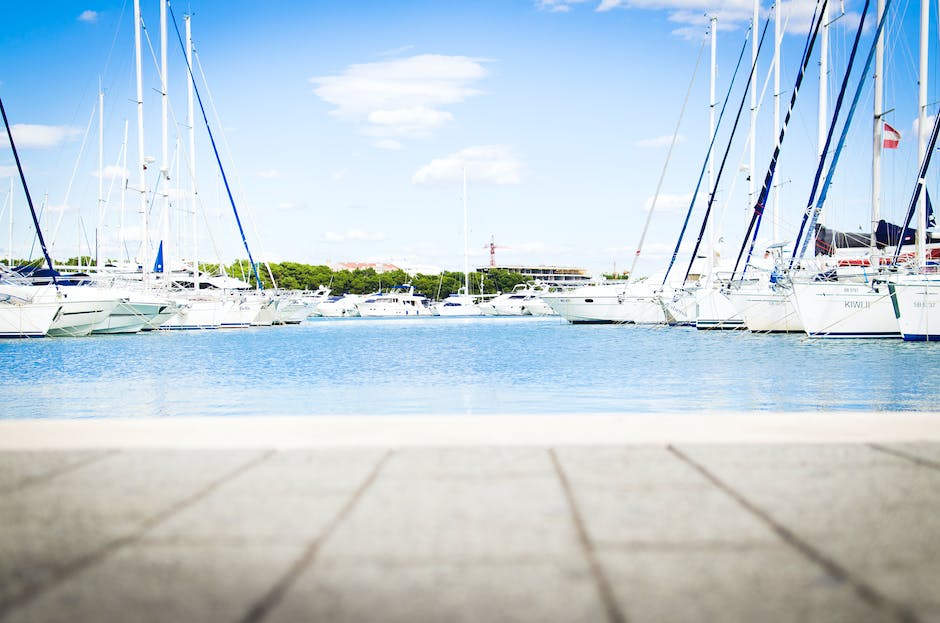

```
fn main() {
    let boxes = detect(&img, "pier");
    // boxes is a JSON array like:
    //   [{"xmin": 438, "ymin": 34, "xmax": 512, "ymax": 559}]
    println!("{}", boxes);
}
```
[{"xmin": 0, "ymin": 413, "xmax": 938, "ymax": 622}]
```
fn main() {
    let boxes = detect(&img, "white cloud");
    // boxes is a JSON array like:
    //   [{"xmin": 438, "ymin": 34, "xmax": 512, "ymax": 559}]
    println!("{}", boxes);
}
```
[
  {"xmin": 257, "ymin": 169, "xmax": 281, "ymax": 178},
  {"xmin": 91, "ymin": 165, "xmax": 128, "ymax": 180},
  {"xmin": 311, "ymin": 54, "xmax": 490, "ymax": 142},
  {"xmin": 412, "ymin": 145, "xmax": 524, "ymax": 186},
  {"xmin": 321, "ymin": 229, "xmax": 386, "ymax": 243},
  {"xmin": 643, "ymin": 192, "xmax": 692, "ymax": 213},
  {"xmin": 0, "ymin": 165, "xmax": 17, "ymax": 177},
  {"xmin": 636, "ymin": 134, "xmax": 685, "ymax": 148},
  {"xmin": 373, "ymin": 139, "xmax": 404, "ymax": 151},
  {"xmin": 0, "ymin": 124, "xmax": 82, "ymax": 149},
  {"xmin": 78, "ymin": 10, "xmax": 98, "ymax": 23},
  {"xmin": 535, "ymin": 0, "xmax": 593, "ymax": 11},
  {"xmin": 534, "ymin": 0, "xmax": 829, "ymax": 37}
]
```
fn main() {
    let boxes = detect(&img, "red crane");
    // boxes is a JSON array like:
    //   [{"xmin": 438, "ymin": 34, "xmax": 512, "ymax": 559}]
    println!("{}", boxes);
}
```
[{"xmin": 483, "ymin": 234, "xmax": 509, "ymax": 267}]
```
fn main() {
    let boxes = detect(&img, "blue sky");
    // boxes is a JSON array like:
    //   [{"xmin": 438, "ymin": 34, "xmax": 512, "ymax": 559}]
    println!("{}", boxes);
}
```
[{"xmin": 0, "ymin": 0, "xmax": 935, "ymax": 277}]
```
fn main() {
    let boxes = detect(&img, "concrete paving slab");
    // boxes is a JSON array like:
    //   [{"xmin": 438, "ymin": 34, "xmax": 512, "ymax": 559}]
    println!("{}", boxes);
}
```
[
  {"xmin": 319, "ymin": 473, "xmax": 574, "ymax": 559},
  {"xmin": 4, "ymin": 542, "xmax": 306, "ymax": 623},
  {"xmin": 267, "ymin": 559, "xmax": 605, "ymax": 623},
  {"xmin": 0, "ymin": 450, "xmax": 267, "ymax": 614},
  {"xmin": 598, "ymin": 548, "xmax": 896, "ymax": 623},
  {"xmin": 0, "ymin": 450, "xmax": 113, "ymax": 493}
]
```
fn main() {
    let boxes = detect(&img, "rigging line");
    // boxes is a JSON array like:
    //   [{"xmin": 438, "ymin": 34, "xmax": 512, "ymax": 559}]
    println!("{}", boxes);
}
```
[
  {"xmin": 714, "ymin": 5, "xmax": 795, "ymax": 240},
  {"xmin": 786, "ymin": 0, "xmax": 874, "ymax": 268},
  {"xmin": 49, "ymin": 100, "xmax": 97, "ymax": 252},
  {"xmin": 729, "ymin": 0, "xmax": 831, "ymax": 282},
  {"xmin": 0, "ymin": 96, "xmax": 58, "ymax": 286},
  {"xmin": 796, "ymin": 0, "xmax": 894, "ymax": 262},
  {"xmin": 660, "ymin": 25, "xmax": 753, "ymax": 286},
  {"xmin": 192, "ymin": 48, "xmax": 271, "ymax": 264},
  {"xmin": 627, "ymin": 30, "xmax": 708, "ymax": 280},
  {"xmin": 892, "ymin": 98, "xmax": 940, "ymax": 263},
  {"xmin": 167, "ymin": 2, "xmax": 263, "ymax": 290},
  {"xmin": 681, "ymin": 14, "xmax": 772, "ymax": 286}
]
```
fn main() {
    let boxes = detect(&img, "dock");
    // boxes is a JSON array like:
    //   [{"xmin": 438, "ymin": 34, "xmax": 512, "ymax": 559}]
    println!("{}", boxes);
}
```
[{"xmin": 0, "ymin": 413, "xmax": 938, "ymax": 622}]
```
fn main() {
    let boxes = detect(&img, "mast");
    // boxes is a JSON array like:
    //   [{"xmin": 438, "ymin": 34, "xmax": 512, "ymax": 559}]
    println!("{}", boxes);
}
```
[
  {"xmin": 818, "ymin": 0, "xmax": 829, "ymax": 228},
  {"xmin": 120, "ymin": 119, "xmax": 128, "ymax": 263},
  {"xmin": 0, "ymin": 96, "xmax": 58, "ymax": 283},
  {"xmin": 773, "ymin": 1, "xmax": 781, "ymax": 241},
  {"xmin": 160, "ymin": 0, "xmax": 169, "ymax": 276},
  {"xmin": 187, "ymin": 13, "xmax": 199, "ymax": 289},
  {"xmin": 917, "ymin": 0, "xmax": 928, "ymax": 266},
  {"xmin": 871, "ymin": 0, "xmax": 885, "ymax": 253},
  {"xmin": 749, "ymin": 0, "xmax": 758, "ymax": 228},
  {"xmin": 134, "ymin": 0, "xmax": 149, "ymax": 279},
  {"xmin": 462, "ymin": 167, "xmax": 469, "ymax": 294},
  {"xmin": 7, "ymin": 177, "xmax": 12, "ymax": 267},
  {"xmin": 707, "ymin": 16, "xmax": 717, "ymax": 273},
  {"xmin": 97, "ymin": 83, "xmax": 104, "ymax": 266}
]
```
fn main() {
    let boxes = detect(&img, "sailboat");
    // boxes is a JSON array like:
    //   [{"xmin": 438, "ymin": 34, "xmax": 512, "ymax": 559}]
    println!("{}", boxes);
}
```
[{"xmin": 433, "ymin": 169, "xmax": 483, "ymax": 316}]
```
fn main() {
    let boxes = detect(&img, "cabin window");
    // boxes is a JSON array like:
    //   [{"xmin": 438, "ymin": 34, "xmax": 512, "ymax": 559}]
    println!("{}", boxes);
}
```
[{"xmin": 584, "ymin": 298, "xmax": 594, "ymax": 303}]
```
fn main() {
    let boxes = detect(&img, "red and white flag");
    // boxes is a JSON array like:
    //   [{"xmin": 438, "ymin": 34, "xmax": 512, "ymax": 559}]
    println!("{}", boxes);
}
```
[{"xmin": 883, "ymin": 122, "xmax": 902, "ymax": 149}]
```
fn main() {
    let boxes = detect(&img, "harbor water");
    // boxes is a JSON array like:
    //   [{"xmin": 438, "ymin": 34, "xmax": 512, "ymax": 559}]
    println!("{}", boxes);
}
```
[{"xmin": 2, "ymin": 315, "xmax": 938, "ymax": 420}]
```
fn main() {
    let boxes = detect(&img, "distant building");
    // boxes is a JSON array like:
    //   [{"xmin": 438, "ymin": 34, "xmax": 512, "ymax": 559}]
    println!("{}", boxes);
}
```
[
  {"xmin": 330, "ymin": 262, "xmax": 401, "ymax": 274},
  {"xmin": 476, "ymin": 264, "xmax": 591, "ymax": 284}
]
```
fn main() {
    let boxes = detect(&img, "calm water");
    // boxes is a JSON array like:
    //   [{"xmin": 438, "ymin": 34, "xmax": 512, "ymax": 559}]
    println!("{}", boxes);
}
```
[{"xmin": 1, "ymin": 316, "xmax": 938, "ymax": 419}]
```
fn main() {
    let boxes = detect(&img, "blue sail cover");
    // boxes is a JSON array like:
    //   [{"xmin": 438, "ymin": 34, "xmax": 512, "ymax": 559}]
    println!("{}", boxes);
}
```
[{"xmin": 153, "ymin": 241, "xmax": 164, "ymax": 273}]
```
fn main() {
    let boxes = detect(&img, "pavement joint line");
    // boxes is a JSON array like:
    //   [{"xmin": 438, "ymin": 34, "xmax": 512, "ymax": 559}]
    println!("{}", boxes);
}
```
[
  {"xmin": 0, "ymin": 448, "xmax": 277, "ymax": 621},
  {"xmin": 0, "ymin": 449, "xmax": 121, "ymax": 496},
  {"xmin": 868, "ymin": 443, "xmax": 940, "ymax": 471},
  {"xmin": 667, "ymin": 445, "xmax": 921, "ymax": 623},
  {"xmin": 549, "ymin": 448, "xmax": 627, "ymax": 623},
  {"xmin": 239, "ymin": 449, "xmax": 395, "ymax": 623}
]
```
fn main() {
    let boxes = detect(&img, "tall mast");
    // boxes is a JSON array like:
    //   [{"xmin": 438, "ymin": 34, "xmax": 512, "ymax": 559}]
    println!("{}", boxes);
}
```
[
  {"xmin": 917, "ymin": 0, "xmax": 928, "ymax": 266},
  {"xmin": 462, "ymin": 167, "xmax": 469, "ymax": 294},
  {"xmin": 749, "ymin": 0, "xmax": 758, "ymax": 229},
  {"xmin": 134, "ymin": 0, "xmax": 149, "ymax": 279},
  {"xmin": 7, "ymin": 177, "xmax": 12, "ymax": 267},
  {"xmin": 773, "ymin": 1, "xmax": 781, "ymax": 241},
  {"xmin": 707, "ymin": 16, "xmax": 717, "ymax": 272},
  {"xmin": 187, "ymin": 13, "xmax": 198, "ymax": 289},
  {"xmin": 871, "ymin": 0, "xmax": 885, "ymax": 253},
  {"xmin": 160, "ymin": 0, "xmax": 169, "ymax": 275},
  {"xmin": 818, "ymin": 0, "xmax": 829, "ymax": 229},
  {"xmin": 97, "ymin": 83, "xmax": 104, "ymax": 266},
  {"xmin": 120, "ymin": 119, "xmax": 128, "ymax": 263}
]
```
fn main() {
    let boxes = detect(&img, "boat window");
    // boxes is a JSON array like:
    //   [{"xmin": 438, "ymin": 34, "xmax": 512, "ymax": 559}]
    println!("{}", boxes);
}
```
[{"xmin": 584, "ymin": 299, "xmax": 594, "ymax": 303}]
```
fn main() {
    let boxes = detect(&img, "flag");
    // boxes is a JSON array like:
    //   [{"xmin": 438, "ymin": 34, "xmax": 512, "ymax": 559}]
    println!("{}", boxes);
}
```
[{"xmin": 883, "ymin": 122, "xmax": 901, "ymax": 149}]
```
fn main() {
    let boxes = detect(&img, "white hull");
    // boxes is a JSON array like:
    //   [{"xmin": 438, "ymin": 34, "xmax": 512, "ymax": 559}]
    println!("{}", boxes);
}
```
[
  {"xmin": 524, "ymin": 298, "xmax": 557, "ymax": 316},
  {"xmin": 888, "ymin": 278, "xmax": 940, "ymax": 341},
  {"xmin": 791, "ymin": 280, "xmax": 899, "ymax": 338},
  {"xmin": 728, "ymin": 288, "xmax": 803, "ymax": 333},
  {"xmin": 658, "ymin": 288, "xmax": 697, "ymax": 326},
  {"xmin": 161, "ymin": 298, "xmax": 233, "ymax": 330},
  {"xmin": 91, "ymin": 299, "xmax": 172, "ymax": 335},
  {"xmin": 694, "ymin": 286, "xmax": 746, "ymax": 330},
  {"xmin": 542, "ymin": 284, "xmax": 632, "ymax": 323},
  {"xmin": 221, "ymin": 297, "xmax": 263, "ymax": 328},
  {"xmin": 0, "ymin": 298, "xmax": 60, "ymax": 338},
  {"xmin": 274, "ymin": 297, "xmax": 310, "ymax": 324},
  {"xmin": 433, "ymin": 295, "xmax": 483, "ymax": 316}
]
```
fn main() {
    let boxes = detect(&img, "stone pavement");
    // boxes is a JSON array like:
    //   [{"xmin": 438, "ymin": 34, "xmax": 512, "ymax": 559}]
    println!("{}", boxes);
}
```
[{"xmin": 1, "ymin": 436, "xmax": 938, "ymax": 622}]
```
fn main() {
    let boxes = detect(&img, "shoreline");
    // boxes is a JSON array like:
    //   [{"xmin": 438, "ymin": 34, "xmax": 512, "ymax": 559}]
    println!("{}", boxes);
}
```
[{"xmin": 2, "ymin": 411, "xmax": 939, "ymax": 449}]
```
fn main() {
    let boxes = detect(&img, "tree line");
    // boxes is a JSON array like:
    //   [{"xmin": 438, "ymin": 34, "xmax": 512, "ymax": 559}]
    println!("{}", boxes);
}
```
[
  {"xmin": 3, "ymin": 257, "xmax": 532, "ymax": 300},
  {"xmin": 226, "ymin": 260, "xmax": 530, "ymax": 299}
]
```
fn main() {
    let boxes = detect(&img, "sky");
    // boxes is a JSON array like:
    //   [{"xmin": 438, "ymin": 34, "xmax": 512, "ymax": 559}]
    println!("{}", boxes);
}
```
[{"xmin": 0, "ymin": 0, "xmax": 936, "ymax": 278}]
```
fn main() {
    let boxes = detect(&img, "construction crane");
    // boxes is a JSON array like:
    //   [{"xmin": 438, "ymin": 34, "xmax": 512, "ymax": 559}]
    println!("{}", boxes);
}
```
[{"xmin": 483, "ymin": 234, "xmax": 509, "ymax": 267}]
